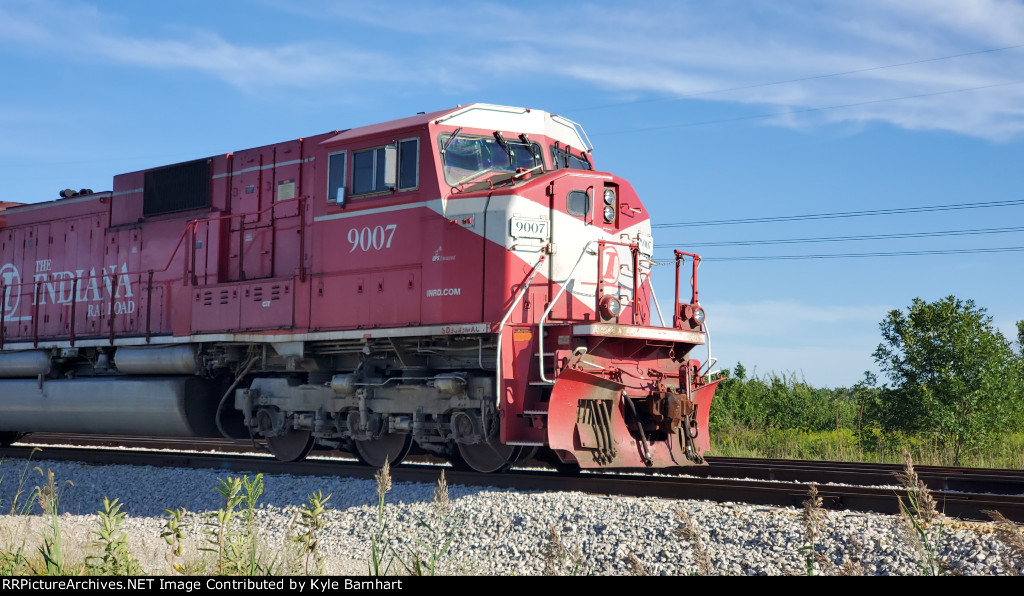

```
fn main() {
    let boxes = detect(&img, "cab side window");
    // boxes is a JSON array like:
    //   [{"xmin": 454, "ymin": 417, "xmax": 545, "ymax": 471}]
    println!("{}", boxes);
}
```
[
  {"xmin": 327, "ymin": 151, "xmax": 346, "ymax": 203},
  {"xmin": 350, "ymin": 139, "xmax": 420, "ymax": 196},
  {"xmin": 398, "ymin": 138, "xmax": 419, "ymax": 191},
  {"xmin": 352, "ymin": 146, "xmax": 392, "ymax": 195}
]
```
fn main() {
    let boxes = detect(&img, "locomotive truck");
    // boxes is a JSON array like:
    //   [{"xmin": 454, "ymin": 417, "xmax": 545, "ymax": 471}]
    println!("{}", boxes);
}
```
[{"xmin": 0, "ymin": 104, "xmax": 718, "ymax": 472}]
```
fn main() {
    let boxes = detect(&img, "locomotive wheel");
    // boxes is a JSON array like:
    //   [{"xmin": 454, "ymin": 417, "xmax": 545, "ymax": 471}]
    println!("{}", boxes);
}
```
[
  {"xmin": 445, "ymin": 443, "xmax": 474, "ymax": 471},
  {"xmin": 455, "ymin": 440, "xmax": 522, "ymax": 473},
  {"xmin": 266, "ymin": 430, "xmax": 315, "ymax": 463},
  {"xmin": 542, "ymin": 448, "xmax": 581, "ymax": 476},
  {"xmin": 354, "ymin": 433, "xmax": 413, "ymax": 468},
  {"xmin": 514, "ymin": 446, "xmax": 539, "ymax": 464},
  {"xmin": 0, "ymin": 432, "xmax": 25, "ymax": 448}
]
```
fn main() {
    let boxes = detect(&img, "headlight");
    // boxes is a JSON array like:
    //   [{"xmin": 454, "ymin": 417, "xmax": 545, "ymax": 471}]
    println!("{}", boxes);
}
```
[
  {"xmin": 599, "ymin": 295, "xmax": 622, "ymax": 320},
  {"xmin": 692, "ymin": 307, "xmax": 705, "ymax": 325},
  {"xmin": 603, "ymin": 205, "xmax": 615, "ymax": 223},
  {"xmin": 603, "ymin": 188, "xmax": 616, "ymax": 205}
]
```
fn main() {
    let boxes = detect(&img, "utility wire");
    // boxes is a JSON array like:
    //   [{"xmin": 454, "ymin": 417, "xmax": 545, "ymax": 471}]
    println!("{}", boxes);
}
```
[
  {"xmin": 652, "ymin": 198, "xmax": 1024, "ymax": 229},
  {"xmin": 568, "ymin": 42, "xmax": 1024, "ymax": 113},
  {"xmin": 674, "ymin": 226, "xmax": 1024, "ymax": 247},
  {"xmin": 657, "ymin": 245, "xmax": 1024, "ymax": 261}
]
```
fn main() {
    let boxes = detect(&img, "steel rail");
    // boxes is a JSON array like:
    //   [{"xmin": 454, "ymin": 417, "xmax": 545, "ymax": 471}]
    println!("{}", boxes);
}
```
[{"xmin": 5, "ymin": 438, "xmax": 1024, "ymax": 523}]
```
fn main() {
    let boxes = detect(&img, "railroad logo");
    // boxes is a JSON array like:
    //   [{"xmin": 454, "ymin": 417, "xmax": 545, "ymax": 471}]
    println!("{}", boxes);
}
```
[
  {"xmin": 0, "ymin": 264, "xmax": 20, "ymax": 318},
  {"xmin": 432, "ymin": 246, "xmax": 455, "ymax": 262},
  {"xmin": 600, "ymin": 246, "xmax": 620, "ymax": 285}
]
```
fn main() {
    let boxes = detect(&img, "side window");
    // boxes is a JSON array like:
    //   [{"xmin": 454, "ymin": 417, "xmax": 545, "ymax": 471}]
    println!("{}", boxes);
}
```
[
  {"xmin": 353, "ymin": 147, "xmax": 388, "ymax": 195},
  {"xmin": 567, "ymin": 190, "xmax": 591, "ymax": 217},
  {"xmin": 347, "ymin": 139, "xmax": 420, "ymax": 198},
  {"xmin": 550, "ymin": 145, "xmax": 593, "ymax": 171},
  {"xmin": 398, "ymin": 138, "xmax": 419, "ymax": 191},
  {"xmin": 327, "ymin": 151, "xmax": 346, "ymax": 204}
]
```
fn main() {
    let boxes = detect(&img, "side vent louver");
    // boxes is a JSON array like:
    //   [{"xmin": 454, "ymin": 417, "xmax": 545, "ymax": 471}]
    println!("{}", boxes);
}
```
[{"xmin": 143, "ymin": 159, "xmax": 211, "ymax": 217}]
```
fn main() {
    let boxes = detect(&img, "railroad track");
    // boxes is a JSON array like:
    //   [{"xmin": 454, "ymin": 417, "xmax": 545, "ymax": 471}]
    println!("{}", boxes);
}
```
[{"xmin": 6, "ymin": 434, "xmax": 1024, "ymax": 523}]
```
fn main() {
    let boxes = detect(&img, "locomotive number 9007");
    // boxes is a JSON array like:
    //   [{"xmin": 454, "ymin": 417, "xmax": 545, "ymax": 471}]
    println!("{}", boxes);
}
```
[
  {"xmin": 510, "ymin": 217, "xmax": 549, "ymax": 240},
  {"xmin": 348, "ymin": 224, "xmax": 398, "ymax": 252}
]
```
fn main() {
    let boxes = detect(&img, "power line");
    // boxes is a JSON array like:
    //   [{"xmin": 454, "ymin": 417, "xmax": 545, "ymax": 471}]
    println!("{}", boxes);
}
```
[
  {"xmin": 674, "ymin": 226, "xmax": 1024, "ymax": 247},
  {"xmin": 660, "ymin": 245, "xmax": 1024, "ymax": 261},
  {"xmin": 597, "ymin": 79, "xmax": 1024, "ymax": 136},
  {"xmin": 652, "ymin": 198, "xmax": 1024, "ymax": 229},
  {"xmin": 567, "ymin": 42, "xmax": 1024, "ymax": 113}
]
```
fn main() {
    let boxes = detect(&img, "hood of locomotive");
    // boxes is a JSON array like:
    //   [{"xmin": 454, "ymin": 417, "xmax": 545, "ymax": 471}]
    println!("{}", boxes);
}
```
[{"xmin": 448, "ymin": 168, "xmax": 656, "ymax": 327}]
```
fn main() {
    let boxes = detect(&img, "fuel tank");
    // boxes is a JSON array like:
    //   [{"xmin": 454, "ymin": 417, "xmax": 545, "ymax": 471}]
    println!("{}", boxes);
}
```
[{"xmin": 0, "ymin": 376, "xmax": 222, "ymax": 437}]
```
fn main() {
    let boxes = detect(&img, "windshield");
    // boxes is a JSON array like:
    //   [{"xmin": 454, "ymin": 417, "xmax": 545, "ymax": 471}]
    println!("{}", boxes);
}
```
[
  {"xmin": 439, "ymin": 133, "xmax": 542, "ymax": 186},
  {"xmin": 551, "ymin": 144, "xmax": 592, "ymax": 171}
]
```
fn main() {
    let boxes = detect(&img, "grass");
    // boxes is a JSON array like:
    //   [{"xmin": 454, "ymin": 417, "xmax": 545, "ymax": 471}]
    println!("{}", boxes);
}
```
[
  {"xmin": 710, "ymin": 425, "xmax": 1024, "ymax": 469},
  {"xmin": 367, "ymin": 462, "xmax": 464, "ymax": 576},
  {"xmin": 541, "ymin": 525, "xmax": 583, "ymax": 576},
  {"xmin": 0, "ymin": 459, "xmax": 1020, "ymax": 576},
  {"xmin": 894, "ymin": 450, "xmax": 949, "ymax": 575},
  {"xmin": 86, "ymin": 497, "xmax": 140, "ymax": 575},
  {"xmin": 673, "ymin": 508, "xmax": 713, "ymax": 575},
  {"xmin": 291, "ymin": 489, "xmax": 331, "ymax": 575}
]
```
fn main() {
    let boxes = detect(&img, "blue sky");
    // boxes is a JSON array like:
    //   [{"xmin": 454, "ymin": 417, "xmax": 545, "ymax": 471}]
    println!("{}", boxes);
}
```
[{"xmin": 1, "ymin": 0, "xmax": 1022, "ymax": 387}]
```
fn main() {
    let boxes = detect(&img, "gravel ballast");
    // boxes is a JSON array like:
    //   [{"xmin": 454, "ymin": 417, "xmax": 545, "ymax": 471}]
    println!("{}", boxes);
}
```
[{"xmin": 0, "ymin": 457, "xmax": 1018, "ymax": 576}]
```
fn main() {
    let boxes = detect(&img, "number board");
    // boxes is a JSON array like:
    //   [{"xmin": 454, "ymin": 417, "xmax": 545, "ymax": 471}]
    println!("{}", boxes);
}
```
[
  {"xmin": 509, "ymin": 217, "xmax": 549, "ymax": 240},
  {"xmin": 637, "ymin": 233, "xmax": 653, "ymax": 257}
]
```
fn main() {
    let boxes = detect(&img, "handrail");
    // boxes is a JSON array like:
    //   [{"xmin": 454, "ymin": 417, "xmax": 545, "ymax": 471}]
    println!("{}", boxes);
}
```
[
  {"xmin": 187, "ymin": 195, "xmax": 308, "ymax": 284},
  {"xmin": 700, "ymin": 321, "xmax": 719, "ymax": 380},
  {"xmin": 537, "ymin": 239, "xmax": 709, "ymax": 385},
  {"xmin": 0, "ymin": 196, "xmax": 309, "ymax": 348},
  {"xmin": 673, "ymin": 250, "xmax": 701, "ymax": 328},
  {"xmin": 76, "ymin": 195, "xmax": 307, "ymax": 284},
  {"xmin": 188, "ymin": 193, "xmax": 305, "ymax": 227},
  {"xmin": 537, "ymin": 240, "xmax": 598, "ymax": 384},
  {"xmin": 493, "ymin": 254, "xmax": 546, "ymax": 411},
  {"xmin": 648, "ymin": 272, "xmax": 665, "ymax": 326},
  {"xmin": 672, "ymin": 250, "xmax": 717, "ymax": 379},
  {"xmin": 596, "ymin": 238, "xmax": 640, "ymax": 324}
]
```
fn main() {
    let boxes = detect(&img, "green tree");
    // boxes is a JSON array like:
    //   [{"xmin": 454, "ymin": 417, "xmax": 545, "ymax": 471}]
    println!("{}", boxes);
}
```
[
  {"xmin": 1017, "ymin": 320, "xmax": 1024, "ymax": 356},
  {"xmin": 872, "ymin": 296, "xmax": 1024, "ymax": 464}
]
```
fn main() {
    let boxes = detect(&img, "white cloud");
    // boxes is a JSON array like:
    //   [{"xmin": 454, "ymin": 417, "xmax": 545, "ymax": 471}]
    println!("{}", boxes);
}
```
[
  {"xmin": 878, "ymin": 0, "xmax": 1024, "ymax": 46},
  {"xmin": 82, "ymin": 33, "xmax": 396, "ymax": 91},
  {"xmin": 3, "ymin": 0, "xmax": 1022, "ymax": 138},
  {"xmin": 0, "ymin": 0, "xmax": 435, "ymax": 92},
  {"xmin": 702, "ymin": 299, "xmax": 890, "ymax": 387},
  {"xmin": 284, "ymin": 0, "xmax": 1024, "ymax": 140}
]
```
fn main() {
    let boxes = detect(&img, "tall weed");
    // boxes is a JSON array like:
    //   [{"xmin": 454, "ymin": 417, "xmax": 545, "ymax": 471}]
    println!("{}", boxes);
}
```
[
  {"xmin": 895, "ymin": 450, "xmax": 951, "ymax": 575},
  {"xmin": 368, "ymin": 461, "xmax": 394, "ymax": 575},
  {"xmin": 197, "ymin": 474, "xmax": 281, "ymax": 575},
  {"xmin": 33, "ymin": 468, "xmax": 74, "ymax": 576},
  {"xmin": 86, "ymin": 497, "xmax": 140, "ymax": 575},
  {"xmin": 391, "ymin": 471, "xmax": 461, "ymax": 576},
  {"xmin": 291, "ymin": 490, "xmax": 331, "ymax": 575}
]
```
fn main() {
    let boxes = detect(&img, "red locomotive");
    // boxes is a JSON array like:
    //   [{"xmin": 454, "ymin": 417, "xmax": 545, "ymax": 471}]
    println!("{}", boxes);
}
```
[{"xmin": 0, "ymin": 104, "xmax": 718, "ymax": 472}]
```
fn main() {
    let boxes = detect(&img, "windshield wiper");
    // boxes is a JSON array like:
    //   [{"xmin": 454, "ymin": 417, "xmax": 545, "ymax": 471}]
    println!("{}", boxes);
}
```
[
  {"xmin": 440, "ymin": 127, "xmax": 463, "ymax": 158},
  {"xmin": 493, "ymin": 131, "xmax": 514, "ymax": 168}
]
